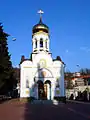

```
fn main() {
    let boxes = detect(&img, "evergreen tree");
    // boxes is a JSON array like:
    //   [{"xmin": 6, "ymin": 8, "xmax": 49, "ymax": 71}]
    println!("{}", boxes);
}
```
[{"xmin": 0, "ymin": 23, "xmax": 14, "ymax": 94}]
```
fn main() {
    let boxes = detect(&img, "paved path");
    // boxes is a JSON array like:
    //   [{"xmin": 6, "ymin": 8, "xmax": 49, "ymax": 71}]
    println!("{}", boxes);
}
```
[{"xmin": 0, "ymin": 100, "xmax": 90, "ymax": 120}]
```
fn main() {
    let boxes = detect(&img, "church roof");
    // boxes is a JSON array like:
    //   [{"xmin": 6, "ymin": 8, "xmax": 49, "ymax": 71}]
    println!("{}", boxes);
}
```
[
  {"xmin": 20, "ymin": 59, "xmax": 32, "ymax": 64},
  {"xmin": 32, "ymin": 18, "xmax": 49, "ymax": 34},
  {"xmin": 20, "ymin": 55, "xmax": 32, "ymax": 64},
  {"xmin": 53, "ymin": 56, "xmax": 65, "ymax": 65}
]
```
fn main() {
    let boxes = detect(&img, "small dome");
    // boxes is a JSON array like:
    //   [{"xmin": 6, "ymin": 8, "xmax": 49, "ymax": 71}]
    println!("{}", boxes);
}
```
[{"xmin": 32, "ymin": 18, "xmax": 49, "ymax": 34}]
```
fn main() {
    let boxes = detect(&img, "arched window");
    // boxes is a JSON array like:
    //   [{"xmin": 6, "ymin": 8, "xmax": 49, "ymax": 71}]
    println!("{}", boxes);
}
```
[{"xmin": 40, "ymin": 38, "xmax": 43, "ymax": 47}]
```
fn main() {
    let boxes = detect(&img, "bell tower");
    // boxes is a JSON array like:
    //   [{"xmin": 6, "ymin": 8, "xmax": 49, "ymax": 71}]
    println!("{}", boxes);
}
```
[{"xmin": 32, "ymin": 10, "xmax": 50, "ymax": 53}]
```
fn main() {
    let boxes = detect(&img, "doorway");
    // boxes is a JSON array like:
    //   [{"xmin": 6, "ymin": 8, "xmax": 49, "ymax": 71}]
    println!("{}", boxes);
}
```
[
  {"xmin": 44, "ymin": 83, "xmax": 47, "ymax": 99},
  {"xmin": 37, "ymin": 80, "xmax": 51, "ymax": 100},
  {"xmin": 44, "ymin": 80, "xmax": 51, "ymax": 100},
  {"xmin": 37, "ymin": 81, "xmax": 44, "ymax": 100}
]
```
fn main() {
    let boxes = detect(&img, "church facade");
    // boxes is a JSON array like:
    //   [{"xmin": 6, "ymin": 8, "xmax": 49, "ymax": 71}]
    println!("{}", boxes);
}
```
[{"xmin": 20, "ymin": 11, "xmax": 65, "ymax": 101}]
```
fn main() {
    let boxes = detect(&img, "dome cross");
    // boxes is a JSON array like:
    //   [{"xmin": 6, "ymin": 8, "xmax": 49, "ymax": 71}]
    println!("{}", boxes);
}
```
[{"xmin": 37, "ymin": 10, "xmax": 44, "ymax": 21}]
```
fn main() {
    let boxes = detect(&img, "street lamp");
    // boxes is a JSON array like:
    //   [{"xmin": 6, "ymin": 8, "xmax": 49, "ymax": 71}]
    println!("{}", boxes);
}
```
[
  {"xmin": 8, "ymin": 35, "xmax": 16, "ymax": 42},
  {"xmin": 12, "ymin": 37, "xmax": 16, "ymax": 41}
]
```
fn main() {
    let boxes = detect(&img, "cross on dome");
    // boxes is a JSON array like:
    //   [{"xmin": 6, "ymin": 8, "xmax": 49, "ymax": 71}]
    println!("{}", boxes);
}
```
[
  {"xmin": 32, "ymin": 10, "xmax": 49, "ymax": 35},
  {"xmin": 37, "ymin": 10, "xmax": 44, "ymax": 21}
]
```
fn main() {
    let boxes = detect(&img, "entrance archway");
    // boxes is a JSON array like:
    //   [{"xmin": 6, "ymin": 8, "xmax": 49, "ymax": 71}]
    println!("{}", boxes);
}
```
[
  {"xmin": 44, "ymin": 80, "xmax": 51, "ymax": 100},
  {"xmin": 37, "ymin": 80, "xmax": 51, "ymax": 100},
  {"xmin": 34, "ymin": 68, "xmax": 53, "ymax": 100},
  {"xmin": 37, "ymin": 80, "xmax": 44, "ymax": 100}
]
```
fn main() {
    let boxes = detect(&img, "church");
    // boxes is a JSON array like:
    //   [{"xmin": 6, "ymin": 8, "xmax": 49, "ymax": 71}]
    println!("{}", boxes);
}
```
[{"xmin": 20, "ymin": 10, "xmax": 65, "ymax": 102}]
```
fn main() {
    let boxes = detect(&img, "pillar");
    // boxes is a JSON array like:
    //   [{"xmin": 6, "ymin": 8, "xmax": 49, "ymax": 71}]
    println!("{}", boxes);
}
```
[
  {"xmin": 37, "ymin": 40, "xmax": 40, "ymax": 51},
  {"xmin": 43, "ymin": 40, "xmax": 46, "ymax": 51}
]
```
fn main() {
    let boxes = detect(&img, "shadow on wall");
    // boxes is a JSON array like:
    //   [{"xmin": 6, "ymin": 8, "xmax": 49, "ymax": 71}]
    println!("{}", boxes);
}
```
[
  {"xmin": 25, "ymin": 62, "xmax": 66, "ymax": 102},
  {"xmin": 24, "ymin": 63, "xmax": 48, "ymax": 102},
  {"xmin": 30, "ymin": 63, "xmax": 52, "ymax": 100}
]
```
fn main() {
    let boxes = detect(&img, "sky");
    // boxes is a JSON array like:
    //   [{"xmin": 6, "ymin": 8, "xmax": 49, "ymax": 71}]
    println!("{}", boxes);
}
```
[{"xmin": 0, "ymin": 0, "xmax": 90, "ymax": 72}]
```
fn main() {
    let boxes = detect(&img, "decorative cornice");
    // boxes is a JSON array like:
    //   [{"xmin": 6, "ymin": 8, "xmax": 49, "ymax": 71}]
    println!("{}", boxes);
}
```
[
  {"xmin": 32, "ymin": 31, "xmax": 49, "ymax": 36},
  {"xmin": 53, "ymin": 56, "xmax": 65, "ymax": 65},
  {"xmin": 20, "ymin": 59, "xmax": 32, "ymax": 64}
]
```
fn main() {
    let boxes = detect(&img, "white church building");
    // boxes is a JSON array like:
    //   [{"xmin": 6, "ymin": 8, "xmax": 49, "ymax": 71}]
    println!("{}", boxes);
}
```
[{"xmin": 20, "ymin": 10, "xmax": 66, "ymax": 102}]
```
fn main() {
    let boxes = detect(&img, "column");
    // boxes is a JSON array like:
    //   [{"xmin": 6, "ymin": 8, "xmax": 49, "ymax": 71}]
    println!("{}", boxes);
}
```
[
  {"xmin": 33, "ymin": 40, "xmax": 35, "ymax": 52},
  {"xmin": 51, "ymin": 79, "xmax": 55, "ymax": 100},
  {"xmin": 37, "ymin": 40, "xmax": 40, "ymax": 51},
  {"xmin": 47, "ymin": 84, "xmax": 50, "ymax": 100},
  {"xmin": 47, "ymin": 40, "xmax": 49, "ymax": 51},
  {"xmin": 43, "ymin": 40, "xmax": 45, "ymax": 51}
]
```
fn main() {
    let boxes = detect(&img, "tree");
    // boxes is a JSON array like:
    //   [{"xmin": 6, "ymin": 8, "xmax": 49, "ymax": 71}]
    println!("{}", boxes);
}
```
[
  {"xmin": 67, "ymin": 79, "xmax": 74, "ymax": 89},
  {"xmin": 64, "ymin": 72, "xmax": 74, "ymax": 89},
  {"xmin": 0, "ymin": 23, "xmax": 15, "ymax": 94},
  {"xmin": 80, "ymin": 68, "xmax": 90, "ymax": 75},
  {"xmin": 79, "ymin": 68, "xmax": 90, "ymax": 85}
]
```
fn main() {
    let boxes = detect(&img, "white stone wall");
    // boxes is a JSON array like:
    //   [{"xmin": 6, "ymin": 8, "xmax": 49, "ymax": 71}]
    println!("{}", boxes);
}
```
[
  {"xmin": 20, "ymin": 53, "xmax": 65, "ymax": 99},
  {"xmin": 53, "ymin": 61, "xmax": 65, "ymax": 97}
]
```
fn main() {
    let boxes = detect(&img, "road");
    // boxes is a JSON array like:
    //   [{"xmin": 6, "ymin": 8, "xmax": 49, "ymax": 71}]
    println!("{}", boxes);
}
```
[{"xmin": 0, "ymin": 100, "xmax": 90, "ymax": 120}]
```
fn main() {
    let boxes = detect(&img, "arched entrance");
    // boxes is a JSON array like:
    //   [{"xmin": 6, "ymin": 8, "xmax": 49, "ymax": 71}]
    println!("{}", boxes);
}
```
[
  {"xmin": 37, "ymin": 80, "xmax": 51, "ymax": 100},
  {"xmin": 37, "ymin": 80, "xmax": 44, "ymax": 100},
  {"xmin": 34, "ymin": 68, "xmax": 53, "ymax": 100},
  {"xmin": 44, "ymin": 80, "xmax": 51, "ymax": 100}
]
